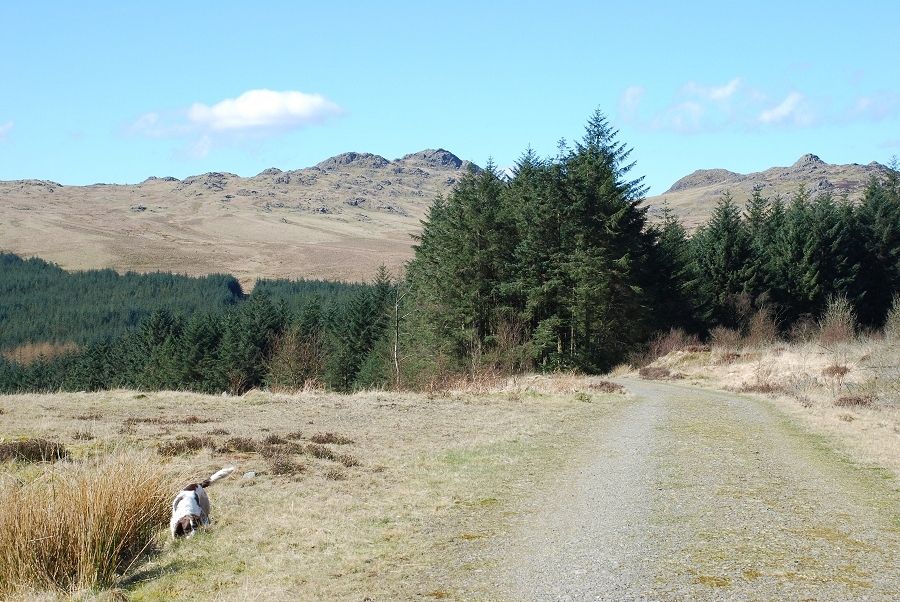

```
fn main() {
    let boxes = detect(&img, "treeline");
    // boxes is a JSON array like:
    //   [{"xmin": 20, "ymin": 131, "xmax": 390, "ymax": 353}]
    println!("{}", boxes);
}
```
[
  {"xmin": 0, "ymin": 254, "xmax": 243, "ymax": 347},
  {"xmin": 0, "ymin": 268, "xmax": 396, "ymax": 394},
  {"xmin": 405, "ymin": 111, "xmax": 899, "ymax": 375},
  {"xmin": 0, "ymin": 253, "xmax": 369, "ymax": 349},
  {"xmin": 1, "ymin": 110, "xmax": 897, "ymax": 394}
]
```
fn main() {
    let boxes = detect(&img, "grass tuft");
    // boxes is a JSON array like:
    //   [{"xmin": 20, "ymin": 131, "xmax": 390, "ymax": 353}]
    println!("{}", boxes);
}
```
[
  {"xmin": 638, "ymin": 366, "xmax": 671, "ymax": 380},
  {"xmin": 156, "ymin": 436, "xmax": 215, "ymax": 457},
  {"xmin": 222, "ymin": 437, "xmax": 258, "ymax": 453},
  {"xmin": 306, "ymin": 443, "xmax": 337, "ymax": 460},
  {"xmin": 588, "ymin": 380, "xmax": 626, "ymax": 394},
  {"xmin": 0, "ymin": 438, "xmax": 69, "ymax": 463},
  {"xmin": 0, "ymin": 452, "xmax": 169, "ymax": 595},
  {"xmin": 309, "ymin": 432, "xmax": 354, "ymax": 445},
  {"xmin": 834, "ymin": 395, "xmax": 874, "ymax": 407}
]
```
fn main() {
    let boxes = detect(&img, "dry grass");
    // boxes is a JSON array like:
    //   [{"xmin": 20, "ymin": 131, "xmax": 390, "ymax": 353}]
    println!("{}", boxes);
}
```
[
  {"xmin": 640, "ymin": 337, "xmax": 900, "ymax": 476},
  {"xmin": 157, "ymin": 435, "xmax": 216, "ymax": 457},
  {"xmin": 0, "ymin": 438, "xmax": 68, "ymax": 463},
  {"xmin": 588, "ymin": 380, "xmax": 626, "ymax": 394},
  {"xmin": 309, "ymin": 432, "xmax": 354, "ymax": 445},
  {"xmin": 638, "ymin": 366, "xmax": 671, "ymax": 380},
  {"xmin": 834, "ymin": 395, "xmax": 875, "ymax": 408},
  {"xmin": 0, "ymin": 382, "xmax": 623, "ymax": 600},
  {"xmin": 0, "ymin": 452, "xmax": 170, "ymax": 595}
]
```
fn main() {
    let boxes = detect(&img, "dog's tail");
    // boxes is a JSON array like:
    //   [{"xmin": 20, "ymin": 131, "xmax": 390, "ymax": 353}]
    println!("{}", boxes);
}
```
[{"xmin": 200, "ymin": 466, "xmax": 235, "ymax": 488}]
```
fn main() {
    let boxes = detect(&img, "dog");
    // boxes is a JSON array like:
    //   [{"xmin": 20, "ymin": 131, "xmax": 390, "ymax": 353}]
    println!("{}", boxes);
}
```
[{"xmin": 170, "ymin": 466, "xmax": 235, "ymax": 538}]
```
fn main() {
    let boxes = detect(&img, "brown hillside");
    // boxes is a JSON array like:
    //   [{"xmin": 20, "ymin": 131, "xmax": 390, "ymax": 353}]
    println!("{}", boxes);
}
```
[
  {"xmin": 0, "ymin": 149, "xmax": 475, "ymax": 287},
  {"xmin": 644, "ymin": 154, "xmax": 890, "ymax": 228}
]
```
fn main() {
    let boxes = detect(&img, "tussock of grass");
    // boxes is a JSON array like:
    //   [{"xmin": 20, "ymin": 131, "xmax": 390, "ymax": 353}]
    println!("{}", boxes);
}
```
[
  {"xmin": 338, "ymin": 453, "xmax": 360, "ymax": 467},
  {"xmin": 75, "ymin": 411, "xmax": 102, "ymax": 421},
  {"xmin": 0, "ymin": 452, "xmax": 169, "ymax": 595},
  {"xmin": 638, "ymin": 366, "xmax": 671, "ymax": 380},
  {"xmin": 739, "ymin": 382, "xmax": 784, "ymax": 394},
  {"xmin": 588, "ymin": 380, "xmax": 626, "ymax": 394},
  {"xmin": 306, "ymin": 443, "xmax": 338, "ymax": 460},
  {"xmin": 222, "ymin": 437, "xmax": 258, "ymax": 453},
  {"xmin": 156, "ymin": 435, "xmax": 215, "ymax": 457},
  {"xmin": 267, "ymin": 454, "xmax": 305, "ymax": 476},
  {"xmin": 822, "ymin": 364, "xmax": 850, "ymax": 378},
  {"xmin": 834, "ymin": 395, "xmax": 874, "ymax": 407},
  {"xmin": 324, "ymin": 467, "xmax": 346, "ymax": 481},
  {"xmin": 309, "ymin": 432, "xmax": 354, "ymax": 445},
  {"xmin": 0, "ymin": 438, "xmax": 68, "ymax": 463}
]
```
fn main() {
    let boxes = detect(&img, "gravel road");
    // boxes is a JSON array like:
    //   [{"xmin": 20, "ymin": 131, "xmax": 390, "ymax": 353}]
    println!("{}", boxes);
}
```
[{"xmin": 501, "ymin": 378, "xmax": 899, "ymax": 601}]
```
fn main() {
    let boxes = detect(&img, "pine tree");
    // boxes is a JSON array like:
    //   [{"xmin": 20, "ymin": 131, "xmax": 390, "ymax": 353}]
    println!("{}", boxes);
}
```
[{"xmin": 691, "ymin": 193, "xmax": 751, "ymax": 327}]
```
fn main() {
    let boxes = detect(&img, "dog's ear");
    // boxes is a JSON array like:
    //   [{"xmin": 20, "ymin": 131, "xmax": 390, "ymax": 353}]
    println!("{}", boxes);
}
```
[{"xmin": 174, "ymin": 516, "xmax": 195, "ymax": 538}]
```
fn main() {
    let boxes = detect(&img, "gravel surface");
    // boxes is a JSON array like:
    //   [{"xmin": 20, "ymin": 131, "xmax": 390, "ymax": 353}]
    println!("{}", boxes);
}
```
[{"xmin": 499, "ymin": 378, "xmax": 899, "ymax": 601}]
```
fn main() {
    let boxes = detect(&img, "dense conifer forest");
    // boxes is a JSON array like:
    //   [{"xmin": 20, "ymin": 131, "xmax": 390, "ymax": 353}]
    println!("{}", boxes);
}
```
[{"xmin": 1, "ymin": 111, "xmax": 898, "ymax": 394}]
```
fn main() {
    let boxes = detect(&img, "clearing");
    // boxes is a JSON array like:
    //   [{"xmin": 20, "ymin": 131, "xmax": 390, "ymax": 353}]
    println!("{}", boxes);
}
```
[{"xmin": 0, "ymin": 376, "xmax": 897, "ymax": 600}]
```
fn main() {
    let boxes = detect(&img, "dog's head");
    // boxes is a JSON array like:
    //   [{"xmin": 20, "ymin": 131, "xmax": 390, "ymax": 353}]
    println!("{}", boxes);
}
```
[{"xmin": 173, "ymin": 514, "xmax": 201, "ymax": 538}]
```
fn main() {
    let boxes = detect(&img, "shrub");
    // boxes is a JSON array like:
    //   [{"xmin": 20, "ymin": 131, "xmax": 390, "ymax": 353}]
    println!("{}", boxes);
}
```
[
  {"xmin": 0, "ymin": 453, "xmax": 169, "ymax": 595},
  {"xmin": 637, "ymin": 328, "xmax": 699, "ymax": 366},
  {"xmin": 884, "ymin": 295, "xmax": 900, "ymax": 341},
  {"xmin": 745, "ymin": 307, "xmax": 779, "ymax": 348},
  {"xmin": 709, "ymin": 326, "xmax": 742, "ymax": 349},
  {"xmin": 0, "ymin": 438, "xmax": 68, "ymax": 463},
  {"xmin": 818, "ymin": 295, "xmax": 857, "ymax": 346}
]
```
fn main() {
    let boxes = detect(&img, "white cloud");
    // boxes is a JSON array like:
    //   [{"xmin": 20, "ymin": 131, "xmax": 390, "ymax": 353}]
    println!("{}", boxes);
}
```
[
  {"xmin": 128, "ymin": 89, "xmax": 344, "ymax": 157},
  {"xmin": 0, "ymin": 121, "xmax": 13, "ymax": 141},
  {"xmin": 850, "ymin": 92, "xmax": 899, "ymax": 121},
  {"xmin": 187, "ymin": 89, "xmax": 343, "ymax": 132},
  {"xmin": 683, "ymin": 77, "xmax": 742, "ymax": 101},
  {"xmin": 651, "ymin": 101, "xmax": 706, "ymax": 134},
  {"xmin": 617, "ymin": 86, "xmax": 645, "ymax": 122},
  {"xmin": 758, "ymin": 92, "xmax": 813, "ymax": 126}
]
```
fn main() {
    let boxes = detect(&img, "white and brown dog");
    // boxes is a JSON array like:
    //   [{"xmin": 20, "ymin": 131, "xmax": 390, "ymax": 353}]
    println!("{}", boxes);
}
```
[{"xmin": 170, "ymin": 466, "xmax": 234, "ymax": 538}]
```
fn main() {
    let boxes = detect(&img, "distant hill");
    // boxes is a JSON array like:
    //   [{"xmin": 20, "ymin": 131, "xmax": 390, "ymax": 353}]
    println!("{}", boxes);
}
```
[
  {"xmin": 644, "ymin": 154, "xmax": 891, "ymax": 228},
  {"xmin": 3, "ymin": 150, "xmax": 891, "ymax": 284},
  {"xmin": 0, "ymin": 149, "xmax": 476, "ymax": 287}
]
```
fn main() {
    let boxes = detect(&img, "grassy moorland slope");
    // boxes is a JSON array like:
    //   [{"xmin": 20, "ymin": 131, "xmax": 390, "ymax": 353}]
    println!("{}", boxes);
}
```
[{"xmin": 0, "ymin": 150, "xmax": 474, "ymax": 287}]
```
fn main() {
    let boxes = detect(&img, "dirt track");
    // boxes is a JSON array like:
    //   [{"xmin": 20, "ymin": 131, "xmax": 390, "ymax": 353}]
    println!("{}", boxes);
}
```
[{"xmin": 500, "ymin": 379, "xmax": 899, "ymax": 601}]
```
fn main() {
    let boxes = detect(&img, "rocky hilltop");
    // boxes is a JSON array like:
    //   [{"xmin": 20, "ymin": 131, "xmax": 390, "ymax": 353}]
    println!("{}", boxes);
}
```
[
  {"xmin": 646, "ymin": 154, "xmax": 891, "ymax": 227},
  {"xmin": 0, "ymin": 150, "xmax": 476, "ymax": 286}
]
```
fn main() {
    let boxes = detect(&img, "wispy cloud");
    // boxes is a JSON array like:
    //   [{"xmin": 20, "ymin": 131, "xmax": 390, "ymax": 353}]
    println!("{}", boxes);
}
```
[
  {"xmin": 129, "ymin": 89, "xmax": 344, "ymax": 157},
  {"xmin": 758, "ymin": 92, "xmax": 814, "ymax": 126},
  {"xmin": 682, "ymin": 77, "xmax": 742, "ymax": 101},
  {"xmin": 849, "ymin": 91, "xmax": 900, "ymax": 122},
  {"xmin": 0, "ymin": 121, "xmax": 13, "ymax": 141},
  {"xmin": 617, "ymin": 85, "xmax": 645, "ymax": 122}
]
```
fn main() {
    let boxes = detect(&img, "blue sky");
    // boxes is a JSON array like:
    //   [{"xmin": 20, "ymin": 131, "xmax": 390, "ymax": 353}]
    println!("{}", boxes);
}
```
[{"xmin": 1, "ymin": 1, "xmax": 898, "ymax": 194}]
